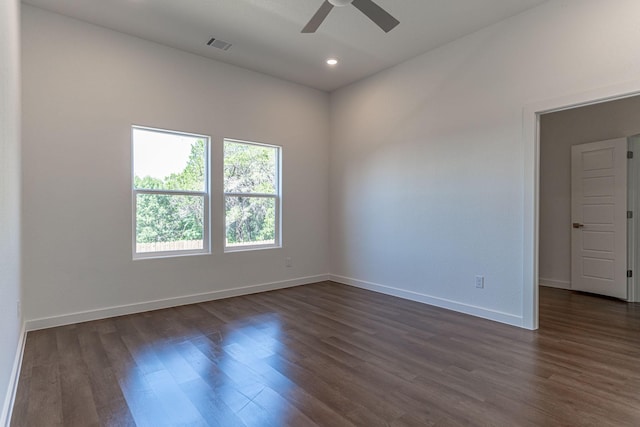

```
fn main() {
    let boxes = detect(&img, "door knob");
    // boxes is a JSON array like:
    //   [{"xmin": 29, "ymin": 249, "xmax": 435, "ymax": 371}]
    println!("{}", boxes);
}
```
[{"xmin": 572, "ymin": 222, "xmax": 584, "ymax": 229}]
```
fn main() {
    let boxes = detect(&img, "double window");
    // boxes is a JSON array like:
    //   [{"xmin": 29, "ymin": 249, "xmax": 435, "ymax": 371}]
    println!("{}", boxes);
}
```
[{"xmin": 132, "ymin": 127, "xmax": 281, "ymax": 258}]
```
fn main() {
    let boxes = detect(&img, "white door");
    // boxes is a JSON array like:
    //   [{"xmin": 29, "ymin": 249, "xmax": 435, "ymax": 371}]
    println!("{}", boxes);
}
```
[{"xmin": 571, "ymin": 138, "xmax": 628, "ymax": 299}]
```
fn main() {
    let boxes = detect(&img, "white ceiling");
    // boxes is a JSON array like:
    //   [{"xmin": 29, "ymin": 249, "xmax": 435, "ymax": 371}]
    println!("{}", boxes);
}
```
[{"xmin": 22, "ymin": 0, "xmax": 548, "ymax": 92}]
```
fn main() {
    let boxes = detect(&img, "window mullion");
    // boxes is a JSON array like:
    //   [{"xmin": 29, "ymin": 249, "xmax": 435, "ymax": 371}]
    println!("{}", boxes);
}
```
[
  {"xmin": 135, "ymin": 189, "xmax": 207, "ymax": 197},
  {"xmin": 223, "ymin": 192, "xmax": 276, "ymax": 198}
]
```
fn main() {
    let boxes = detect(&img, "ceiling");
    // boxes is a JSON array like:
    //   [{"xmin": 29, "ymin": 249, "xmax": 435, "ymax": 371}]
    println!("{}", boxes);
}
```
[{"xmin": 22, "ymin": 0, "xmax": 548, "ymax": 92}]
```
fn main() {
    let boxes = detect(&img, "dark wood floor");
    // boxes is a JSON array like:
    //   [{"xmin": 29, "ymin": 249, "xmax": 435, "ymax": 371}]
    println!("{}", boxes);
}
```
[{"xmin": 10, "ymin": 282, "xmax": 640, "ymax": 426}]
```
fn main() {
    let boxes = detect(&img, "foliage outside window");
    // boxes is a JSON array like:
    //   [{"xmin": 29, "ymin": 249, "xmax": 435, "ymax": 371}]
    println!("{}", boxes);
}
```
[
  {"xmin": 224, "ymin": 139, "xmax": 281, "ymax": 251},
  {"xmin": 133, "ymin": 126, "xmax": 209, "ymax": 258}
]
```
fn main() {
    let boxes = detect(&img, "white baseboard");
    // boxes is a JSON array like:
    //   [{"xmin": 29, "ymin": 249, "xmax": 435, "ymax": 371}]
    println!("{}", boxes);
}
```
[
  {"xmin": 329, "ymin": 274, "xmax": 524, "ymax": 328},
  {"xmin": 25, "ymin": 274, "xmax": 329, "ymax": 331},
  {"xmin": 1, "ymin": 323, "xmax": 26, "ymax": 427},
  {"xmin": 539, "ymin": 277, "xmax": 571, "ymax": 290}
]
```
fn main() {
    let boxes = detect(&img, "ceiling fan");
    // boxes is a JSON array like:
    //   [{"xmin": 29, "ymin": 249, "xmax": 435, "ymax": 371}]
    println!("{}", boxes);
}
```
[{"xmin": 302, "ymin": 0, "xmax": 400, "ymax": 34}]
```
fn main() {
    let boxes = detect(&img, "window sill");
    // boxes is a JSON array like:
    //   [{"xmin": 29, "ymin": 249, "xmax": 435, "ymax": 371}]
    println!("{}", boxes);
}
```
[
  {"xmin": 224, "ymin": 244, "xmax": 281, "ymax": 253},
  {"xmin": 133, "ymin": 250, "xmax": 211, "ymax": 261}
]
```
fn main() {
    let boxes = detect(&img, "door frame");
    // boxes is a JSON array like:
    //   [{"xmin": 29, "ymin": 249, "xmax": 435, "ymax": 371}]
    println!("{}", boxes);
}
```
[
  {"xmin": 627, "ymin": 135, "xmax": 640, "ymax": 303},
  {"xmin": 523, "ymin": 80, "xmax": 640, "ymax": 330}
]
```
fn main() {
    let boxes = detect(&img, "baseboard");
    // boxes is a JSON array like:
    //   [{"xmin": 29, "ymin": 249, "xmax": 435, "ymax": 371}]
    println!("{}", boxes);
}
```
[
  {"xmin": 539, "ymin": 277, "xmax": 571, "ymax": 290},
  {"xmin": 329, "ymin": 274, "xmax": 524, "ymax": 328},
  {"xmin": 25, "ymin": 274, "xmax": 329, "ymax": 331},
  {"xmin": 1, "ymin": 323, "xmax": 26, "ymax": 427}
]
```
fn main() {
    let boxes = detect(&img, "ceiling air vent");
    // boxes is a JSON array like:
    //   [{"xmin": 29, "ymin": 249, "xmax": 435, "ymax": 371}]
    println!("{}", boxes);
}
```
[{"xmin": 206, "ymin": 38, "xmax": 232, "ymax": 51}]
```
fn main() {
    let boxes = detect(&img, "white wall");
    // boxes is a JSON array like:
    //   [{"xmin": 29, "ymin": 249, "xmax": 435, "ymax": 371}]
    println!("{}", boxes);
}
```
[
  {"xmin": 0, "ymin": 0, "xmax": 22, "ymax": 422},
  {"xmin": 21, "ymin": 5, "xmax": 330, "ymax": 325},
  {"xmin": 539, "ymin": 96, "xmax": 640, "ymax": 289},
  {"xmin": 329, "ymin": 0, "xmax": 640, "ymax": 327}
]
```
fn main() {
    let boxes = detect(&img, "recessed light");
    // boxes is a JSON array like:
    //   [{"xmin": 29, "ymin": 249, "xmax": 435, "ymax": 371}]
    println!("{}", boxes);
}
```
[{"xmin": 326, "ymin": 58, "xmax": 338, "ymax": 66}]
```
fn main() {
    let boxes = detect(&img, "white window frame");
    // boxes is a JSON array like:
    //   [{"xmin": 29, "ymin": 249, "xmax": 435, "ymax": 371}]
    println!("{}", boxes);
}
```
[
  {"xmin": 223, "ymin": 138, "xmax": 282, "ymax": 252},
  {"xmin": 132, "ymin": 125, "xmax": 211, "ymax": 259}
]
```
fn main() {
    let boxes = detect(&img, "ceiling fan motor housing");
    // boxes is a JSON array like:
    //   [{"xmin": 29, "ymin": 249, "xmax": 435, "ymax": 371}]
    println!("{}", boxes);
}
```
[
  {"xmin": 303, "ymin": 0, "xmax": 399, "ymax": 34},
  {"xmin": 329, "ymin": 0, "xmax": 353, "ymax": 7}
]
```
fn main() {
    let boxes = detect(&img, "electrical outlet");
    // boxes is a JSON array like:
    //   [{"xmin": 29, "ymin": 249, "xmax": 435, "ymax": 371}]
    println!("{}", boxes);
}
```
[
  {"xmin": 285, "ymin": 257, "xmax": 292, "ymax": 268},
  {"xmin": 475, "ymin": 276, "xmax": 484, "ymax": 289},
  {"xmin": 16, "ymin": 300, "xmax": 21, "ymax": 319}
]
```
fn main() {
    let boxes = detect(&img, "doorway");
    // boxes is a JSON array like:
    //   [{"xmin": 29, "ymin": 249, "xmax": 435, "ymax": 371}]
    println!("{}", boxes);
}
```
[
  {"xmin": 526, "ymin": 87, "xmax": 640, "ymax": 330},
  {"xmin": 539, "ymin": 98, "xmax": 640, "ymax": 301}
]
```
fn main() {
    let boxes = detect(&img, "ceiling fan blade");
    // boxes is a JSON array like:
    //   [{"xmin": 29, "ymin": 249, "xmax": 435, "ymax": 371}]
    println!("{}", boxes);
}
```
[
  {"xmin": 302, "ymin": 1, "xmax": 334, "ymax": 33},
  {"xmin": 351, "ymin": 0, "xmax": 399, "ymax": 33}
]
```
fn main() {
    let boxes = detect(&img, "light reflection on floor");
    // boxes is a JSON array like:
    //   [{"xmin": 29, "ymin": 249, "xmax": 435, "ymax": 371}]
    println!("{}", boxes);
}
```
[{"xmin": 120, "ymin": 313, "xmax": 292, "ymax": 425}]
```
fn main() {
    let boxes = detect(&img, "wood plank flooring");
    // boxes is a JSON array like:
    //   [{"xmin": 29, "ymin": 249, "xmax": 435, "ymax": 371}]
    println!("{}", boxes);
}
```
[{"xmin": 10, "ymin": 282, "xmax": 640, "ymax": 426}]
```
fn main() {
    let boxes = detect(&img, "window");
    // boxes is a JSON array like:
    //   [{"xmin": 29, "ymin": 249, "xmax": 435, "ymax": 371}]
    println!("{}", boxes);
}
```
[
  {"xmin": 224, "ymin": 139, "xmax": 281, "ymax": 251},
  {"xmin": 132, "ymin": 126, "xmax": 210, "ymax": 258}
]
